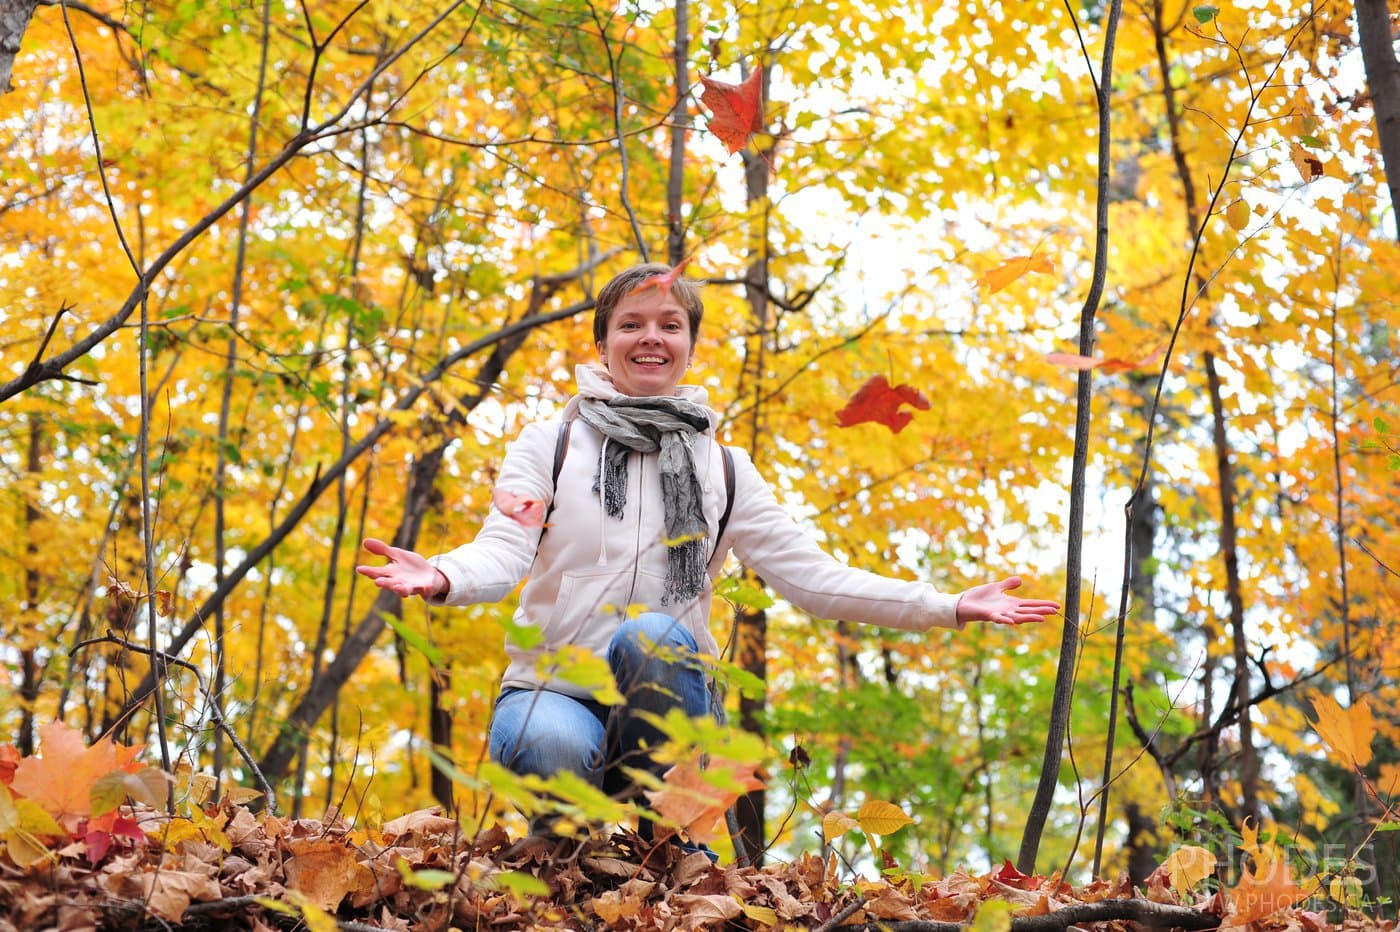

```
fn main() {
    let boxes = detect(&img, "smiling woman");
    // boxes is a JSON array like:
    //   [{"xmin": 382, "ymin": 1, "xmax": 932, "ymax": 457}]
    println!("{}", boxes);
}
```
[{"xmin": 355, "ymin": 262, "xmax": 1059, "ymax": 855}]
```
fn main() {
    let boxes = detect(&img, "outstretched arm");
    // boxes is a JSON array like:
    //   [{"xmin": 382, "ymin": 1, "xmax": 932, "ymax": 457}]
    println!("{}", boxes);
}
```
[
  {"xmin": 355, "ymin": 538, "xmax": 449, "ymax": 599},
  {"xmin": 955, "ymin": 576, "xmax": 1060, "ymax": 626}
]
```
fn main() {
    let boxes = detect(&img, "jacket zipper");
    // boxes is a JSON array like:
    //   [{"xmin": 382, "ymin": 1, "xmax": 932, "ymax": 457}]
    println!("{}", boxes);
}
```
[{"xmin": 623, "ymin": 453, "xmax": 644, "ymax": 611}]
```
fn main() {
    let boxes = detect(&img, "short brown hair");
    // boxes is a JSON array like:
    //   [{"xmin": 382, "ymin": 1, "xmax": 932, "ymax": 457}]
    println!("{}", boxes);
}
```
[{"xmin": 592, "ymin": 263, "xmax": 704, "ymax": 346}]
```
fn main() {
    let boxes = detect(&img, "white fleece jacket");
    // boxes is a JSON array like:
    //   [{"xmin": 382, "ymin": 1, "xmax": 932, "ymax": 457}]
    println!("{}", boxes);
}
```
[{"xmin": 429, "ymin": 365, "xmax": 963, "ymax": 699}]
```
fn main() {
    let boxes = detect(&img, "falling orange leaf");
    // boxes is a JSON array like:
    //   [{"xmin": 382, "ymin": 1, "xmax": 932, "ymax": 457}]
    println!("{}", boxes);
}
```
[
  {"xmin": 1045, "ymin": 348, "xmax": 1161, "ymax": 374},
  {"xmin": 1289, "ymin": 142, "xmax": 1324, "ymax": 183},
  {"xmin": 836, "ymin": 376, "xmax": 930, "ymax": 434},
  {"xmin": 492, "ymin": 488, "xmax": 548, "ymax": 528},
  {"xmin": 645, "ymin": 754, "xmax": 764, "ymax": 844},
  {"xmin": 979, "ymin": 255, "xmax": 1054, "ymax": 294},
  {"xmin": 626, "ymin": 257, "xmax": 693, "ymax": 298},
  {"xmin": 699, "ymin": 68, "xmax": 766, "ymax": 154},
  {"xmin": 1308, "ymin": 694, "xmax": 1374, "ymax": 770}
]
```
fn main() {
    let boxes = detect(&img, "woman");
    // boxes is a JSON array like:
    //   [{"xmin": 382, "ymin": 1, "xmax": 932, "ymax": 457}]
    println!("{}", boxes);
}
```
[{"xmin": 357, "ymin": 263, "xmax": 1059, "ymax": 834}]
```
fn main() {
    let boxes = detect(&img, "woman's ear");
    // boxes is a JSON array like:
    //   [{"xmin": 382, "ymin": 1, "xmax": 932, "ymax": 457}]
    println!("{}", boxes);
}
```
[{"xmin": 596, "ymin": 341, "xmax": 607, "ymax": 364}]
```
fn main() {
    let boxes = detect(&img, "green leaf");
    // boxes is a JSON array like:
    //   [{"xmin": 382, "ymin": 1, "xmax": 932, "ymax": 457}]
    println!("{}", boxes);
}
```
[
  {"xmin": 498, "ymin": 615, "xmax": 545, "ymax": 650},
  {"xmin": 494, "ymin": 870, "xmax": 550, "ymax": 898},
  {"xmin": 970, "ymin": 899, "xmax": 1017, "ymax": 932},
  {"xmin": 1193, "ymin": 5, "xmax": 1219, "ymax": 21},
  {"xmin": 397, "ymin": 861, "xmax": 456, "ymax": 890},
  {"xmin": 1374, "ymin": 416, "xmax": 1389, "ymax": 433},
  {"xmin": 380, "ymin": 611, "xmax": 444, "ymax": 666}
]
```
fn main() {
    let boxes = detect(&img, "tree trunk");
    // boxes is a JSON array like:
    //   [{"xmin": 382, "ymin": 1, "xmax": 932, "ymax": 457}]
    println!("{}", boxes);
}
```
[
  {"xmin": 429, "ymin": 667, "xmax": 454, "ymax": 811},
  {"xmin": 730, "ymin": 60, "xmax": 775, "ymax": 864},
  {"xmin": 18, "ymin": 416, "xmax": 43, "ymax": 755},
  {"xmin": 665, "ymin": 0, "xmax": 689, "ymax": 267},
  {"xmin": 1354, "ymin": 0, "xmax": 1400, "ymax": 240},
  {"xmin": 1204, "ymin": 352, "xmax": 1259, "ymax": 827},
  {"xmin": 0, "ymin": 0, "xmax": 37, "ymax": 94}
]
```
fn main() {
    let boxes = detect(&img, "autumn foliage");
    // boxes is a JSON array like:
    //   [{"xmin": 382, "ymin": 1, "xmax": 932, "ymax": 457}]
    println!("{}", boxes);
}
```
[{"xmin": 1, "ymin": 0, "xmax": 1398, "ymax": 927}]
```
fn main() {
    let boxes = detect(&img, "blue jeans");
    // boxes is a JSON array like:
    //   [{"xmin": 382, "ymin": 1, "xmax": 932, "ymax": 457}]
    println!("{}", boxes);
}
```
[{"xmin": 489, "ymin": 612, "xmax": 712, "ymax": 796}]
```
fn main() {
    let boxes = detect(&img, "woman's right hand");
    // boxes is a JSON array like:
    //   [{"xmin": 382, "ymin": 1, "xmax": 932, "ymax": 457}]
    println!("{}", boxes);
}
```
[{"xmin": 356, "ymin": 538, "xmax": 449, "ymax": 598}]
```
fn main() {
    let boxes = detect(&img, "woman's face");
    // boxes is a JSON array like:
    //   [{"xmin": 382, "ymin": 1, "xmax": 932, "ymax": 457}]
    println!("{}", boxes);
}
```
[{"xmin": 596, "ymin": 290, "xmax": 694, "ymax": 397}]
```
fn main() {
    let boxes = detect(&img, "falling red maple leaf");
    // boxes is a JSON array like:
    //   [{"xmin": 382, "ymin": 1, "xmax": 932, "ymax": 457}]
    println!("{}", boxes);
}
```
[
  {"xmin": 835, "ymin": 376, "xmax": 931, "ymax": 434},
  {"xmin": 645, "ymin": 754, "xmax": 765, "ymax": 845},
  {"xmin": 626, "ymin": 257, "xmax": 693, "ymax": 298},
  {"xmin": 492, "ymin": 488, "xmax": 547, "ymax": 528},
  {"xmin": 699, "ymin": 68, "xmax": 765, "ymax": 154}
]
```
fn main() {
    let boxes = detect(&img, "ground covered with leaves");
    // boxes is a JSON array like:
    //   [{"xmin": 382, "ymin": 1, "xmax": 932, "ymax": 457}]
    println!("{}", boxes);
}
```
[
  {"xmin": 1, "ymin": 722, "xmax": 1394, "ymax": 931},
  {"xmin": 0, "ymin": 798, "xmax": 1393, "ymax": 932}
]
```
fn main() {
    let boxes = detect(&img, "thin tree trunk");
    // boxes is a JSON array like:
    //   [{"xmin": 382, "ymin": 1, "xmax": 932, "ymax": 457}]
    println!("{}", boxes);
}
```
[
  {"xmin": 215, "ymin": 0, "xmax": 272, "ymax": 792},
  {"xmin": 1018, "ymin": 0, "xmax": 1123, "ymax": 873},
  {"xmin": 18, "ymin": 416, "xmax": 43, "ymax": 755},
  {"xmin": 731, "ymin": 59, "xmax": 774, "ymax": 864},
  {"xmin": 1205, "ymin": 352, "xmax": 1259, "ymax": 827},
  {"xmin": 0, "ymin": 0, "xmax": 38, "ymax": 93},
  {"xmin": 429, "ymin": 667, "xmax": 454, "ymax": 810},
  {"xmin": 665, "ymin": 0, "xmax": 689, "ymax": 267},
  {"xmin": 1354, "ymin": 0, "xmax": 1400, "ymax": 239},
  {"xmin": 298, "ymin": 67, "xmax": 377, "ymax": 817}
]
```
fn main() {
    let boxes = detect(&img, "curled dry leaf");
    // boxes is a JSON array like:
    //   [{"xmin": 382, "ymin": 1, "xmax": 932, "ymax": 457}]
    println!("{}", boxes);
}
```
[
  {"xmin": 626, "ymin": 257, "xmax": 693, "ymax": 298},
  {"xmin": 979, "ymin": 255, "xmax": 1054, "ymax": 294},
  {"xmin": 492, "ymin": 488, "xmax": 548, "ymax": 528}
]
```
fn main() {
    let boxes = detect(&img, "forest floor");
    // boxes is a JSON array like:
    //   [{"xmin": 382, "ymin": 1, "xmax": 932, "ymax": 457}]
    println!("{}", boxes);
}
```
[{"xmin": 1, "ymin": 800, "xmax": 1393, "ymax": 932}]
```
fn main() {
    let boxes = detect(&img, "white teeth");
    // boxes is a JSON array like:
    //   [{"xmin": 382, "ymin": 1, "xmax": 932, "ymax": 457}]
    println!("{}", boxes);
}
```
[{"xmin": 633, "ymin": 356, "xmax": 666, "ymax": 364}]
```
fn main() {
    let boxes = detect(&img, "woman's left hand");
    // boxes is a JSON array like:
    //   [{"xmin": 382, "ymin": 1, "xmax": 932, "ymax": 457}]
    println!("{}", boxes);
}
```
[{"xmin": 955, "ymin": 576, "xmax": 1061, "ymax": 626}]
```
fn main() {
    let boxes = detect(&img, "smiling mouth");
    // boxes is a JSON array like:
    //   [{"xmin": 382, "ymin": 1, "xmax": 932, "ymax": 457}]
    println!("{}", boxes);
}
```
[{"xmin": 631, "ymin": 356, "xmax": 668, "ymax": 365}]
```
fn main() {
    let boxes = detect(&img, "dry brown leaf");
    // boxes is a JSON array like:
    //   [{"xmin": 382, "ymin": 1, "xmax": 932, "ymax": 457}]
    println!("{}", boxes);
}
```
[
  {"xmin": 284, "ymin": 839, "xmax": 364, "ymax": 913},
  {"xmin": 138, "ymin": 867, "xmax": 222, "ymax": 922},
  {"xmin": 863, "ymin": 883, "xmax": 918, "ymax": 920},
  {"xmin": 673, "ymin": 892, "xmax": 743, "ymax": 929},
  {"xmin": 381, "ymin": 808, "xmax": 459, "ymax": 839}
]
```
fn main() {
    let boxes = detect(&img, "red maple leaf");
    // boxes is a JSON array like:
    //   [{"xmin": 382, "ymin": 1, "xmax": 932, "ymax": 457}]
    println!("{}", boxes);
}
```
[
  {"xmin": 993, "ymin": 858, "xmax": 1043, "ymax": 890},
  {"xmin": 492, "ymin": 488, "xmax": 547, "ymax": 528},
  {"xmin": 82, "ymin": 809, "xmax": 147, "ymax": 863},
  {"xmin": 0, "ymin": 744, "xmax": 18, "ymax": 785},
  {"xmin": 835, "ymin": 376, "xmax": 930, "ymax": 433},
  {"xmin": 625, "ymin": 257, "xmax": 693, "ymax": 298},
  {"xmin": 699, "ymin": 68, "xmax": 765, "ymax": 154}
]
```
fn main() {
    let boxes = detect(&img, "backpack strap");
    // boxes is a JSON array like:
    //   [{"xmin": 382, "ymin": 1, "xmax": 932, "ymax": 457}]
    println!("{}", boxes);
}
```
[
  {"xmin": 715, "ymin": 445, "xmax": 737, "ymax": 546},
  {"xmin": 541, "ymin": 419, "xmax": 572, "ymax": 530}
]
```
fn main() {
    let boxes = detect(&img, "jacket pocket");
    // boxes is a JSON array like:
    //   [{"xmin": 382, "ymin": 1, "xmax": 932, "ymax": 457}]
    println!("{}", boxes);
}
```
[{"xmin": 544, "ymin": 567, "xmax": 668, "ymax": 651}]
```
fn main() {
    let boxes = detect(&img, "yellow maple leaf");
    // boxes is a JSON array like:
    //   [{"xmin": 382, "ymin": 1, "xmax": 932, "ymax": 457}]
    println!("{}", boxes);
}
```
[
  {"xmin": 1309, "ymin": 694, "xmax": 1374, "ymax": 770},
  {"xmin": 1163, "ymin": 845, "xmax": 1216, "ymax": 895},
  {"xmin": 978, "ymin": 255, "xmax": 1054, "ymax": 294},
  {"xmin": 856, "ymin": 799, "xmax": 914, "ymax": 836}
]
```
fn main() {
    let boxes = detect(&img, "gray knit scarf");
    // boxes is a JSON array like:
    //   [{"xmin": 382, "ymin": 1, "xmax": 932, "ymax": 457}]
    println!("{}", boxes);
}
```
[{"xmin": 575, "ymin": 396, "xmax": 712, "ymax": 604}]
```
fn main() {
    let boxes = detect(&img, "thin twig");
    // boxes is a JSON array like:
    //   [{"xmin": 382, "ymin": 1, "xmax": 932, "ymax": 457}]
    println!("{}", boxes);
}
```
[
  {"xmin": 73, "ymin": 635, "xmax": 277, "ymax": 814},
  {"xmin": 815, "ymin": 895, "xmax": 868, "ymax": 932}
]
